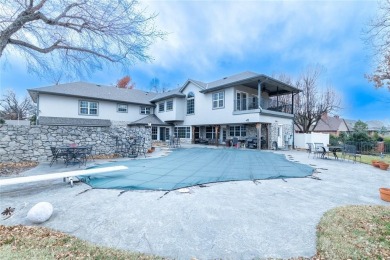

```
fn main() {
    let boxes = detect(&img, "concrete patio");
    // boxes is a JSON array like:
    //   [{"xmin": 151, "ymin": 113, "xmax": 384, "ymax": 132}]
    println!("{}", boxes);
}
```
[{"xmin": 0, "ymin": 146, "xmax": 388, "ymax": 259}]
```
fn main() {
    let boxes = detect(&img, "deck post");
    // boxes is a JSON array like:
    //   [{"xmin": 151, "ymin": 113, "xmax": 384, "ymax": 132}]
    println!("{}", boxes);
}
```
[
  {"xmin": 215, "ymin": 125, "xmax": 219, "ymax": 147},
  {"xmin": 257, "ymin": 123, "xmax": 261, "ymax": 150},
  {"xmin": 257, "ymin": 80, "xmax": 262, "ymax": 109}
]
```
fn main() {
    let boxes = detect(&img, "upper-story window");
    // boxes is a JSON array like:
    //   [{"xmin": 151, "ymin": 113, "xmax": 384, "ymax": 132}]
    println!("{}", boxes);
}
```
[
  {"xmin": 166, "ymin": 100, "xmax": 173, "ymax": 111},
  {"xmin": 187, "ymin": 92, "xmax": 195, "ymax": 115},
  {"xmin": 117, "ymin": 104, "xmax": 128, "ymax": 113},
  {"xmin": 212, "ymin": 91, "xmax": 224, "ymax": 109},
  {"xmin": 158, "ymin": 102, "xmax": 165, "ymax": 112},
  {"xmin": 79, "ymin": 100, "xmax": 98, "ymax": 115},
  {"xmin": 140, "ymin": 106, "xmax": 151, "ymax": 114}
]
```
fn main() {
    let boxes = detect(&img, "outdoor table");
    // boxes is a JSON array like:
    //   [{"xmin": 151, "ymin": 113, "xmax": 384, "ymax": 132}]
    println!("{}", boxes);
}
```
[{"xmin": 58, "ymin": 146, "xmax": 88, "ymax": 166}]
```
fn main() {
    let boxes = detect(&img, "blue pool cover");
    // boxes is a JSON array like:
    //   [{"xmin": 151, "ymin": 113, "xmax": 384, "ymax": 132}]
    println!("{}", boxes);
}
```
[{"xmin": 81, "ymin": 148, "xmax": 314, "ymax": 191}]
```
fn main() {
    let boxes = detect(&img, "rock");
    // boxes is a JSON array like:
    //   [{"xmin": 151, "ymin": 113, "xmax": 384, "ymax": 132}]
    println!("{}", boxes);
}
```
[{"xmin": 27, "ymin": 202, "xmax": 53, "ymax": 223}]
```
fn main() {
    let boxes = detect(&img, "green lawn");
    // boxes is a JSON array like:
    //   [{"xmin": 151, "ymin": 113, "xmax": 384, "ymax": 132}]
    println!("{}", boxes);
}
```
[{"xmin": 335, "ymin": 152, "xmax": 390, "ymax": 165}]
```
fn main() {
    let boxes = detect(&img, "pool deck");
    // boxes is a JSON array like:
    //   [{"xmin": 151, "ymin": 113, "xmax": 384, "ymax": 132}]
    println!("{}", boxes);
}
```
[{"xmin": 0, "ymin": 145, "xmax": 388, "ymax": 259}]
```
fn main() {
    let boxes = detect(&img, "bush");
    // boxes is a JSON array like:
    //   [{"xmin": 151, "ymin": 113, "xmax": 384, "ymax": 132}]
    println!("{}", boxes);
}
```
[{"xmin": 329, "ymin": 135, "xmax": 339, "ymax": 146}]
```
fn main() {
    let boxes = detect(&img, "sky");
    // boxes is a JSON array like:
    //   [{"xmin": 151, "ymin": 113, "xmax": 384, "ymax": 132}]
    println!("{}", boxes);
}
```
[{"xmin": 1, "ymin": 0, "xmax": 390, "ymax": 122}]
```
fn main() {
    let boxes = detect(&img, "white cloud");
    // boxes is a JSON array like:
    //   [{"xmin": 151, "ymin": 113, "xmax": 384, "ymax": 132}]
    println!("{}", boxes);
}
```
[{"xmin": 141, "ymin": 0, "xmax": 375, "ymax": 77}]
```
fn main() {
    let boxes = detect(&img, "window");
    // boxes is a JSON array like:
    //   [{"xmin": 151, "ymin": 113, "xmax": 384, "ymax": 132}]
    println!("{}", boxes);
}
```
[
  {"xmin": 158, "ymin": 102, "xmax": 165, "ymax": 112},
  {"xmin": 187, "ymin": 92, "xmax": 195, "ymax": 115},
  {"xmin": 140, "ymin": 106, "xmax": 151, "ymax": 114},
  {"xmin": 205, "ymin": 126, "xmax": 216, "ymax": 139},
  {"xmin": 236, "ymin": 92, "xmax": 247, "ymax": 111},
  {"xmin": 151, "ymin": 126, "xmax": 158, "ymax": 140},
  {"xmin": 166, "ymin": 100, "xmax": 173, "ymax": 111},
  {"xmin": 174, "ymin": 126, "xmax": 191, "ymax": 138},
  {"xmin": 79, "ymin": 101, "xmax": 98, "ymax": 115},
  {"xmin": 117, "ymin": 104, "xmax": 128, "ymax": 113},
  {"xmin": 212, "ymin": 91, "xmax": 224, "ymax": 109},
  {"xmin": 229, "ymin": 125, "xmax": 246, "ymax": 137}
]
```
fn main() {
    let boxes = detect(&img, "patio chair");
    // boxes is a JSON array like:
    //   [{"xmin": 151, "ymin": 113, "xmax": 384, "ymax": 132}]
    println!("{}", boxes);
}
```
[
  {"xmin": 232, "ymin": 137, "xmax": 239, "ymax": 148},
  {"xmin": 85, "ymin": 145, "xmax": 95, "ymax": 162},
  {"xmin": 314, "ymin": 143, "xmax": 326, "ymax": 158},
  {"xmin": 49, "ymin": 146, "xmax": 68, "ymax": 167},
  {"xmin": 306, "ymin": 143, "xmax": 314, "ymax": 158},
  {"xmin": 175, "ymin": 137, "xmax": 181, "ymax": 148}
]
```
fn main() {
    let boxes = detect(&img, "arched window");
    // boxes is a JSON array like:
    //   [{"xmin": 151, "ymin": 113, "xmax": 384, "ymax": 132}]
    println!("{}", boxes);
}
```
[{"xmin": 187, "ymin": 92, "xmax": 195, "ymax": 115}]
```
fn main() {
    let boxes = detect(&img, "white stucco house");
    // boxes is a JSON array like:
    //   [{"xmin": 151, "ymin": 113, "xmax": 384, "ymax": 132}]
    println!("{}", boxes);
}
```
[{"xmin": 28, "ymin": 71, "xmax": 300, "ymax": 149}]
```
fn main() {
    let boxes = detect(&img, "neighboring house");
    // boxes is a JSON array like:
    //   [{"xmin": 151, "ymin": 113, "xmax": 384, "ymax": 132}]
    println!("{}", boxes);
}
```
[
  {"xmin": 311, "ymin": 114, "xmax": 350, "ymax": 136},
  {"xmin": 28, "ymin": 71, "xmax": 300, "ymax": 149},
  {"xmin": 314, "ymin": 117, "xmax": 390, "ymax": 137}
]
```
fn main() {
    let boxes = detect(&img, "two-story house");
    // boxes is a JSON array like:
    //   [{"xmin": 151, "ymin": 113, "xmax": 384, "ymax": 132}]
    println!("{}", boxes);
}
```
[{"xmin": 28, "ymin": 71, "xmax": 300, "ymax": 149}]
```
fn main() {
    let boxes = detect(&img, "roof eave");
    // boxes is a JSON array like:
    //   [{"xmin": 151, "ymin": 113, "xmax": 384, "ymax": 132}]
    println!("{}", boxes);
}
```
[{"xmin": 30, "ymin": 90, "xmax": 154, "ymax": 106}]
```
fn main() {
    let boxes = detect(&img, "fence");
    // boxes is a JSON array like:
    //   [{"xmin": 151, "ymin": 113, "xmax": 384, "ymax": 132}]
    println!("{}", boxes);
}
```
[
  {"xmin": 344, "ymin": 141, "xmax": 390, "ymax": 155},
  {"xmin": 294, "ymin": 133, "xmax": 330, "ymax": 149}
]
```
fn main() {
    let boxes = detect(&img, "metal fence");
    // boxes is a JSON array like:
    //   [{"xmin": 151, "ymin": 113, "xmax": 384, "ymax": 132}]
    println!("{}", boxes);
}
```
[{"xmin": 343, "ymin": 141, "xmax": 390, "ymax": 155}]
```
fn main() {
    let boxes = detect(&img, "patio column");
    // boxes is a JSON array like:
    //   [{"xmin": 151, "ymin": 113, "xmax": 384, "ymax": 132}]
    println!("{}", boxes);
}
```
[
  {"xmin": 192, "ymin": 126, "xmax": 195, "ymax": 144},
  {"xmin": 215, "ymin": 125, "xmax": 219, "ymax": 147},
  {"xmin": 257, "ymin": 123, "xmax": 261, "ymax": 150},
  {"xmin": 257, "ymin": 80, "xmax": 262, "ymax": 109},
  {"xmin": 291, "ymin": 92, "xmax": 295, "ymax": 114}
]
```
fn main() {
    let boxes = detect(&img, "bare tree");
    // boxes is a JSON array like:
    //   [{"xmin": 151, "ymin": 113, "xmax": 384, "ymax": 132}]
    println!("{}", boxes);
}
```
[
  {"xmin": 364, "ymin": 0, "xmax": 390, "ymax": 90},
  {"xmin": 0, "ymin": 90, "xmax": 36, "ymax": 120},
  {"xmin": 0, "ymin": 0, "xmax": 163, "ymax": 79},
  {"xmin": 149, "ymin": 77, "xmax": 168, "ymax": 93},
  {"xmin": 292, "ymin": 66, "xmax": 341, "ymax": 133}
]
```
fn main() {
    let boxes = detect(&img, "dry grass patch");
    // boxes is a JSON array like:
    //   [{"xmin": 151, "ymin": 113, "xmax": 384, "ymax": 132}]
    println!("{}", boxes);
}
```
[
  {"xmin": 316, "ymin": 205, "xmax": 390, "ymax": 259},
  {"xmin": 0, "ymin": 225, "xmax": 164, "ymax": 260},
  {"xmin": 0, "ymin": 161, "xmax": 38, "ymax": 176}
]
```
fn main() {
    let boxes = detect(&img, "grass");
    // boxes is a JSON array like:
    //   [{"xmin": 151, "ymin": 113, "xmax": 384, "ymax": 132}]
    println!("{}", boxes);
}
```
[
  {"xmin": 1, "ymin": 206, "xmax": 389, "ymax": 259},
  {"xmin": 334, "ymin": 152, "xmax": 390, "ymax": 165},
  {"xmin": 0, "ymin": 225, "xmax": 164, "ymax": 260},
  {"xmin": 316, "ymin": 205, "xmax": 390, "ymax": 260}
]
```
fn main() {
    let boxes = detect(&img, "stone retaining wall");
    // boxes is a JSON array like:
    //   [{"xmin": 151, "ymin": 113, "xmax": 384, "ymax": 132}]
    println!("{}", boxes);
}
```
[{"xmin": 0, "ymin": 125, "xmax": 151, "ymax": 163}]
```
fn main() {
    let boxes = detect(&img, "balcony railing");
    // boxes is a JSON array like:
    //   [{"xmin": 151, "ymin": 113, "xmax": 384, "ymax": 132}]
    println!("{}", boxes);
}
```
[{"xmin": 234, "ymin": 98, "xmax": 292, "ymax": 114}]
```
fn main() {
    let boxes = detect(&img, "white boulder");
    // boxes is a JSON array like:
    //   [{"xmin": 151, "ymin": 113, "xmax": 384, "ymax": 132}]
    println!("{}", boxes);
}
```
[{"xmin": 27, "ymin": 202, "xmax": 53, "ymax": 223}]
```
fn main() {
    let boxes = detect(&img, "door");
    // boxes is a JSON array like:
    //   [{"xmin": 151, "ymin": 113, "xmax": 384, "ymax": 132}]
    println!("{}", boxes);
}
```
[{"xmin": 160, "ymin": 127, "xmax": 171, "ymax": 141}]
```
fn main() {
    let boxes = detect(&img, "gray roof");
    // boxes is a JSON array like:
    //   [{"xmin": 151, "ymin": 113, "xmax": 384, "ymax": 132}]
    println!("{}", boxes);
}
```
[
  {"xmin": 313, "ymin": 116, "xmax": 345, "ymax": 132},
  {"xmin": 199, "ymin": 71, "xmax": 301, "ymax": 95},
  {"xmin": 28, "ymin": 82, "xmax": 157, "ymax": 105},
  {"xmin": 189, "ymin": 79, "xmax": 207, "ymax": 88},
  {"xmin": 365, "ymin": 120, "xmax": 386, "ymax": 131},
  {"xmin": 129, "ymin": 114, "xmax": 169, "ymax": 126},
  {"xmin": 149, "ymin": 88, "xmax": 185, "ymax": 102},
  {"xmin": 206, "ymin": 71, "xmax": 259, "ymax": 89},
  {"xmin": 343, "ymin": 119, "xmax": 357, "ymax": 131},
  {"xmin": 39, "ymin": 116, "xmax": 111, "ymax": 126}
]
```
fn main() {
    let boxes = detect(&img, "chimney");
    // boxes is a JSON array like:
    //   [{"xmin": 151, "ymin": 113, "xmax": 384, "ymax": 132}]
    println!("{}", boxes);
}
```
[
  {"xmin": 322, "ymin": 112, "xmax": 328, "ymax": 119},
  {"xmin": 334, "ymin": 115, "xmax": 339, "ymax": 119}
]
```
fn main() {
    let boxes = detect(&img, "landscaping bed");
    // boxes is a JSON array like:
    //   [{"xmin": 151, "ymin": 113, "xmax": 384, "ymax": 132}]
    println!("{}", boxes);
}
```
[{"xmin": 0, "ymin": 162, "xmax": 38, "ymax": 177}]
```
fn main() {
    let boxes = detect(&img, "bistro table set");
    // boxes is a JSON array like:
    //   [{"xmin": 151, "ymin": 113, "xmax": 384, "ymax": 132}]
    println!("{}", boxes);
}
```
[
  {"xmin": 50, "ymin": 144, "xmax": 93, "ymax": 167},
  {"xmin": 307, "ymin": 143, "xmax": 361, "ymax": 163}
]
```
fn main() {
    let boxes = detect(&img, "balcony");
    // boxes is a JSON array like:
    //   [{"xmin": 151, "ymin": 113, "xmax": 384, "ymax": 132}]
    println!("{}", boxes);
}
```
[{"xmin": 234, "ymin": 98, "xmax": 293, "ymax": 114}]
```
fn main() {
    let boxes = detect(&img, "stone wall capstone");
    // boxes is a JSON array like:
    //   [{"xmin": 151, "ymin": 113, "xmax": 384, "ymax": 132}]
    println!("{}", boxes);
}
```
[{"xmin": 0, "ymin": 125, "xmax": 151, "ymax": 163}]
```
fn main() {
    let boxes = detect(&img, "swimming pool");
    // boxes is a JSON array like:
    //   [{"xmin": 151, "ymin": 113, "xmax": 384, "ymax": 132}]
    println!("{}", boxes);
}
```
[{"xmin": 81, "ymin": 148, "xmax": 314, "ymax": 191}]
